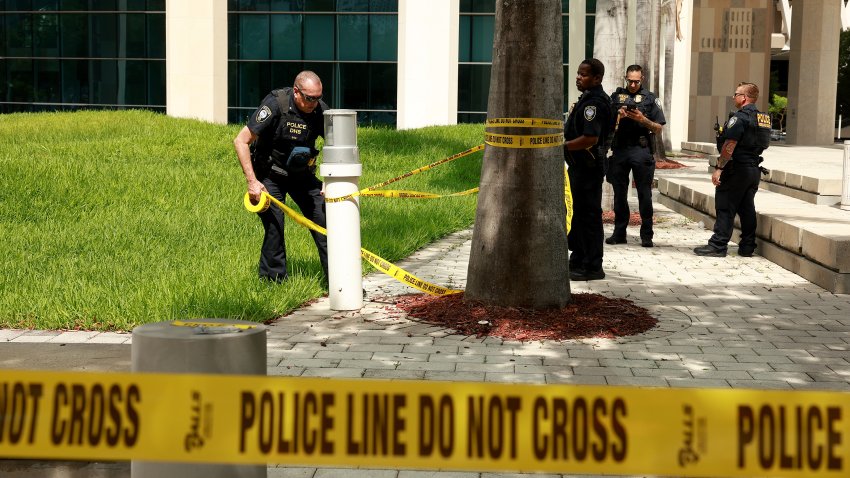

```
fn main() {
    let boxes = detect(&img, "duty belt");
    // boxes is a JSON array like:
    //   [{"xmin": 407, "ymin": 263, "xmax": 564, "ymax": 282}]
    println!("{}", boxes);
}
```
[
  {"xmin": 617, "ymin": 135, "xmax": 649, "ymax": 148},
  {"xmin": 270, "ymin": 164, "xmax": 289, "ymax": 177}
]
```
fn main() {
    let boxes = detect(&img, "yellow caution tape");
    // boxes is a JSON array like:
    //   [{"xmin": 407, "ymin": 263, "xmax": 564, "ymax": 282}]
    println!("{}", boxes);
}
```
[
  {"xmin": 245, "ymin": 192, "xmax": 461, "ymax": 296},
  {"xmin": 485, "ymin": 117, "xmax": 564, "ymax": 129},
  {"xmin": 357, "ymin": 187, "xmax": 479, "ymax": 200},
  {"xmin": 244, "ymin": 191, "xmax": 271, "ymax": 213},
  {"xmin": 484, "ymin": 132, "xmax": 565, "ymax": 149},
  {"xmin": 325, "ymin": 144, "xmax": 485, "ymax": 203},
  {"xmin": 2, "ymin": 368, "xmax": 848, "ymax": 477},
  {"xmin": 360, "ymin": 249, "xmax": 461, "ymax": 296},
  {"xmin": 564, "ymin": 166, "xmax": 573, "ymax": 234},
  {"xmin": 172, "ymin": 320, "xmax": 258, "ymax": 330},
  {"xmin": 485, "ymin": 118, "xmax": 565, "ymax": 149}
]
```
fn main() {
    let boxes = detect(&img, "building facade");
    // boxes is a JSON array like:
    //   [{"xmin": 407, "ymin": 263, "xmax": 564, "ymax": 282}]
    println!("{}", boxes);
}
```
[
  {"xmin": 1, "ymin": 0, "xmax": 167, "ymax": 114},
  {"xmin": 1, "ymin": 0, "xmax": 599, "ymax": 126},
  {"xmin": 1, "ymin": 1, "xmax": 844, "ymax": 145}
]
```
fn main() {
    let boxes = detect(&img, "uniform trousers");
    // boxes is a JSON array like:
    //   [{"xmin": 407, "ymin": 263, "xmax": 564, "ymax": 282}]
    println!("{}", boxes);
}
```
[
  {"xmin": 607, "ymin": 144, "xmax": 655, "ymax": 240},
  {"xmin": 708, "ymin": 164, "xmax": 761, "ymax": 253},
  {"xmin": 567, "ymin": 161, "xmax": 605, "ymax": 272},
  {"xmin": 257, "ymin": 171, "xmax": 329, "ymax": 282}
]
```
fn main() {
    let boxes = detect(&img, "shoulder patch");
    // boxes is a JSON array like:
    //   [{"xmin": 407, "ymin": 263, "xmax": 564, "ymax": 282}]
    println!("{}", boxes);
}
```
[
  {"xmin": 256, "ymin": 105, "xmax": 272, "ymax": 123},
  {"xmin": 727, "ymin": 116, "xmax": 738, "ymax": 128},
  {"xmin": 655, "ymin": 98, "xmax": 662, "ymax": 108},
  {"xmin": 584, "ymin": 105, "xmax": 597, "ymax": 121}
]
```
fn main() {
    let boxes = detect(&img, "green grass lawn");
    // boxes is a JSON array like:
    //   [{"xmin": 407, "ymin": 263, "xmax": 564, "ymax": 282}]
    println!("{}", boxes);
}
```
[{"xmin": 0, "ymin": 110, "xmax": 484, "ymax": 331}]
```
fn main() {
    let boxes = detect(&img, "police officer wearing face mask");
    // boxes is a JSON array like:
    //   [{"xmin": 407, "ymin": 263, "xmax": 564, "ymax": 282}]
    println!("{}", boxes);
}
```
[
  {"xmin": 693, "ymin": 81, "xmax": 770, "ymax": 258},
  {"xmin": 564, "ymin": 58, "xmax": 613, "ymax": 281},
  {"xmin": 606, "ymin": 64, "xmax": 666, "ymax": 248},
  {"xmin": 233, "ymin": 70, "xmax": 329, "ymax": 282}
]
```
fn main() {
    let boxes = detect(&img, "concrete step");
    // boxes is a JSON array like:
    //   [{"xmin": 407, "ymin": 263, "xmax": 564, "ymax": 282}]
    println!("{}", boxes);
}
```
[
  {"xmin": 681, "ymin": 141, "xmax": 846, "ymax": 205},
  {"xmin": 658, "ymin": 174, "xmax": 850, "ymax": 294}
]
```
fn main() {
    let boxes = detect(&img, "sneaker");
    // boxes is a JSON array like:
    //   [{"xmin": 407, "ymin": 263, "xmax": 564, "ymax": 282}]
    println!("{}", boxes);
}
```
[
  {"xmin": 570, "ymin": 269, "xmax": 606, "ymax": 281},
  {"xmin": 693, "ymin": 245, "xmax": 726, "ymax": 257},
  {"xmin": 641, "ymin": 238, "xmax": 654, "ymax": 248},
  {"xmin": 605, "ymin": 236, "xmax": 627, "ymax": 245}
]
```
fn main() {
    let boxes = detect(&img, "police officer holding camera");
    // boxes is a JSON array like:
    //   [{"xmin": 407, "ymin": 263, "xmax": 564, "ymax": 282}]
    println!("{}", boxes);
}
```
[
  {"xmin": 606, "ymin": 64, "xmax": 666, "ymax": 248},
  {"xmin": 234, "ymin": 71, "xmax": 329, "ymax": 282},
  {"xmin": 694, "ymin": 82, "xmax": 770, "ymax": 258}
]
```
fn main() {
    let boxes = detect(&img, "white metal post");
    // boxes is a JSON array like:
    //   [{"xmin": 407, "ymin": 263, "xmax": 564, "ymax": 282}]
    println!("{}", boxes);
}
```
[
  {"xmin": 842, "ymin": 140, "xmax": 850, "ymax": 211},
  {"xmin": 320, "ymin": 110, "xmax": 363, "ymax": 310}
]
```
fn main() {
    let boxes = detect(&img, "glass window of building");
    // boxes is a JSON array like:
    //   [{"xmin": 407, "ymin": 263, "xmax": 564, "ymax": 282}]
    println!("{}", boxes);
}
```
[
  {"xmin": 1, "ymin": 3, "xmax": 166, "ymax": 114},
  {"xmin": 458, "ymin": 0, "xmax": 592, "ymax": 123},
  {"xmin": 228, "ymin": 1, "xmax": 398, "ymax": 125}
]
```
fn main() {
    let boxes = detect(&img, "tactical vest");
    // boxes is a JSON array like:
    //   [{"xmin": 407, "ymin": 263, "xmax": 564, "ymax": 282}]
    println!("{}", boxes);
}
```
[
  {"xmin": 253, "ymin": 88, "xmax": 322, "ymax": 175},
  {"xmin": 612, "ymin": 87, "xmax": 653, "ymax": 140},
  {"xmin": 737, "ymin": 107, "xmax": 771, "ymax": 152}
]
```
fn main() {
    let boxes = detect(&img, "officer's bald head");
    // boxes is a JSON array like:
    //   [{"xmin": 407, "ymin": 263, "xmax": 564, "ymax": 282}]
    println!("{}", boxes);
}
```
[{"xmin": 295, "ymin": 71, "xmax": 322, "ymax": 90}]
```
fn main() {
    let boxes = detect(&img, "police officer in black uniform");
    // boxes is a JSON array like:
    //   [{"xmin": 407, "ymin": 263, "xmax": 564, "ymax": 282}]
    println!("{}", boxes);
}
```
[
  {"xmin": 606, "ymin": 64, "xmax": 666, "ymax": 248},
  {"xmin": 234, "ymin": 70, "xmax": 329, "ymax": 282},
  {"xmin": 694, "ymin": 81, "xmax": 770, "ymax": 258},
  {"xmin": 565, "ymin": 59, "xmax": 613, "ymax": 281}
]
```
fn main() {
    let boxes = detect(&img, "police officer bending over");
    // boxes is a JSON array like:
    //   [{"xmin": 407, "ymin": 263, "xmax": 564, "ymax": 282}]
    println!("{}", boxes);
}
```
[
  {"xmin": 234, "ymin": 71, "xmax": 329, "ymax": 282},
  {"xmin": 564, "ymin": 58, "xmax": 613, "ymax": 281},
  {"xmin": 694, "ymin": 82, "xmax": 770, "ymax": 258},
  {"xmin": 606, "ymin": 64, "xmax": 666, "ymax": 248}
]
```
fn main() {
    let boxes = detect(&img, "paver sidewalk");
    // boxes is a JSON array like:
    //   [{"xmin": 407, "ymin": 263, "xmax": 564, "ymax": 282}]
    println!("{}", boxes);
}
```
[
  {"xmin": 271, "ymin": 203, "xmax": 850, "ymax": 392},
  {"xmin": 2, "ymin": 168, "xmax": 849, "ymax": 477},
  {"xmin": 258, "ymin": 198, "xmax": 850, "ymax": 476}
]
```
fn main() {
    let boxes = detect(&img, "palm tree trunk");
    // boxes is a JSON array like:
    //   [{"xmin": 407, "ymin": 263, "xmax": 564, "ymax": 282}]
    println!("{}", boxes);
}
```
[
  {"xmin": 660, "ymin": 0, "xmax": 676, "ymax": 153},
  {"xmin": 465, "ymin": 0, "xmax": 569, "ymax": 309},
  {"xmin": 594, "ymin": 0, "xmax": 629, "ymax": 94},
  {"xmin": 634, "ymin": 0, "xmax": 652, "ymax": 70}
]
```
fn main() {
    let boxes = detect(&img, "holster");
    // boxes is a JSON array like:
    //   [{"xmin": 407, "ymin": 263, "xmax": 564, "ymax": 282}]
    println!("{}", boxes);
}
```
[
  {"xmin": 250, "ymin": 151, "xmax": 273, "ymax": 177},
  {"xmin": 566, "ymin": 148, "xmax": 602, "ymax": 169},
  {"xmin": 758, "ymin": 156, "xmax": 770, "ymax": 175},
  {"xmin": 565, "ymin": 150, "xmax": 575, "ymax": 168}
]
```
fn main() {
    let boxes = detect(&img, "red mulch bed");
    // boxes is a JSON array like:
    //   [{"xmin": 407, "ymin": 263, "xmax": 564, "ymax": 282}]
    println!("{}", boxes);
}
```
[
  {"xmin": 656, "ymin": 158, "xmax": 688, "ymax": 169},
  {"xmin": 601, "ymin": 210, "xmax": 647, "ymax": 226},
  {"xmin": 393, "ymin": 292, "xmax": 657, "ymax": 341}
]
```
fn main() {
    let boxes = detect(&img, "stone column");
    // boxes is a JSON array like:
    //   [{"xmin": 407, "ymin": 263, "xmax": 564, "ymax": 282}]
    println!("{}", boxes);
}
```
[
  {"xmin": 397, "ymin": 0, "xmax": 459, "ymax": 129},
  {"xmin": 166, "ymin": 0, "xmax": 228, "ymax": 124},
  {"xmin": 786, "ymin": 0, "xmax": 840, "ymax": 145},
  {"xmin": 668, "ymin": 0, "xmax": 692, "ymax": 150}
]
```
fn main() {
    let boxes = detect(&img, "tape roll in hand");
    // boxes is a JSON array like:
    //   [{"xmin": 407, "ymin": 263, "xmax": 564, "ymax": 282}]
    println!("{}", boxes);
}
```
[{"xmin": 243, "ymin": 191, "xmax": 271, "ymax": 213}]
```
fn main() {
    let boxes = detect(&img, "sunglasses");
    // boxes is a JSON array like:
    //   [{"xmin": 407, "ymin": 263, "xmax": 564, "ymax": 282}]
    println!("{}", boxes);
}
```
[
  {"xmin": 296, "ymin": 85, "xmax": 322, "ymax": 103},
  {"xmin": 625, "ymin": 78, "xmax": 641, "ymax": 85}
]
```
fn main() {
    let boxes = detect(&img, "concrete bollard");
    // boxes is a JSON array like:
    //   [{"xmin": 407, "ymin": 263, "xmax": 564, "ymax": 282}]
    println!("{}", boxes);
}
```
[
  {"xmin": 320, "ymin": 110, "xmax": 364, "ymax": 311},
  {"xmin": 131, "ymin": 319, "xmax": 267, "ymax": 478},
  {"xmin": 843, "ymin": 141, "xmax": 850, "ymax": 211}
]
